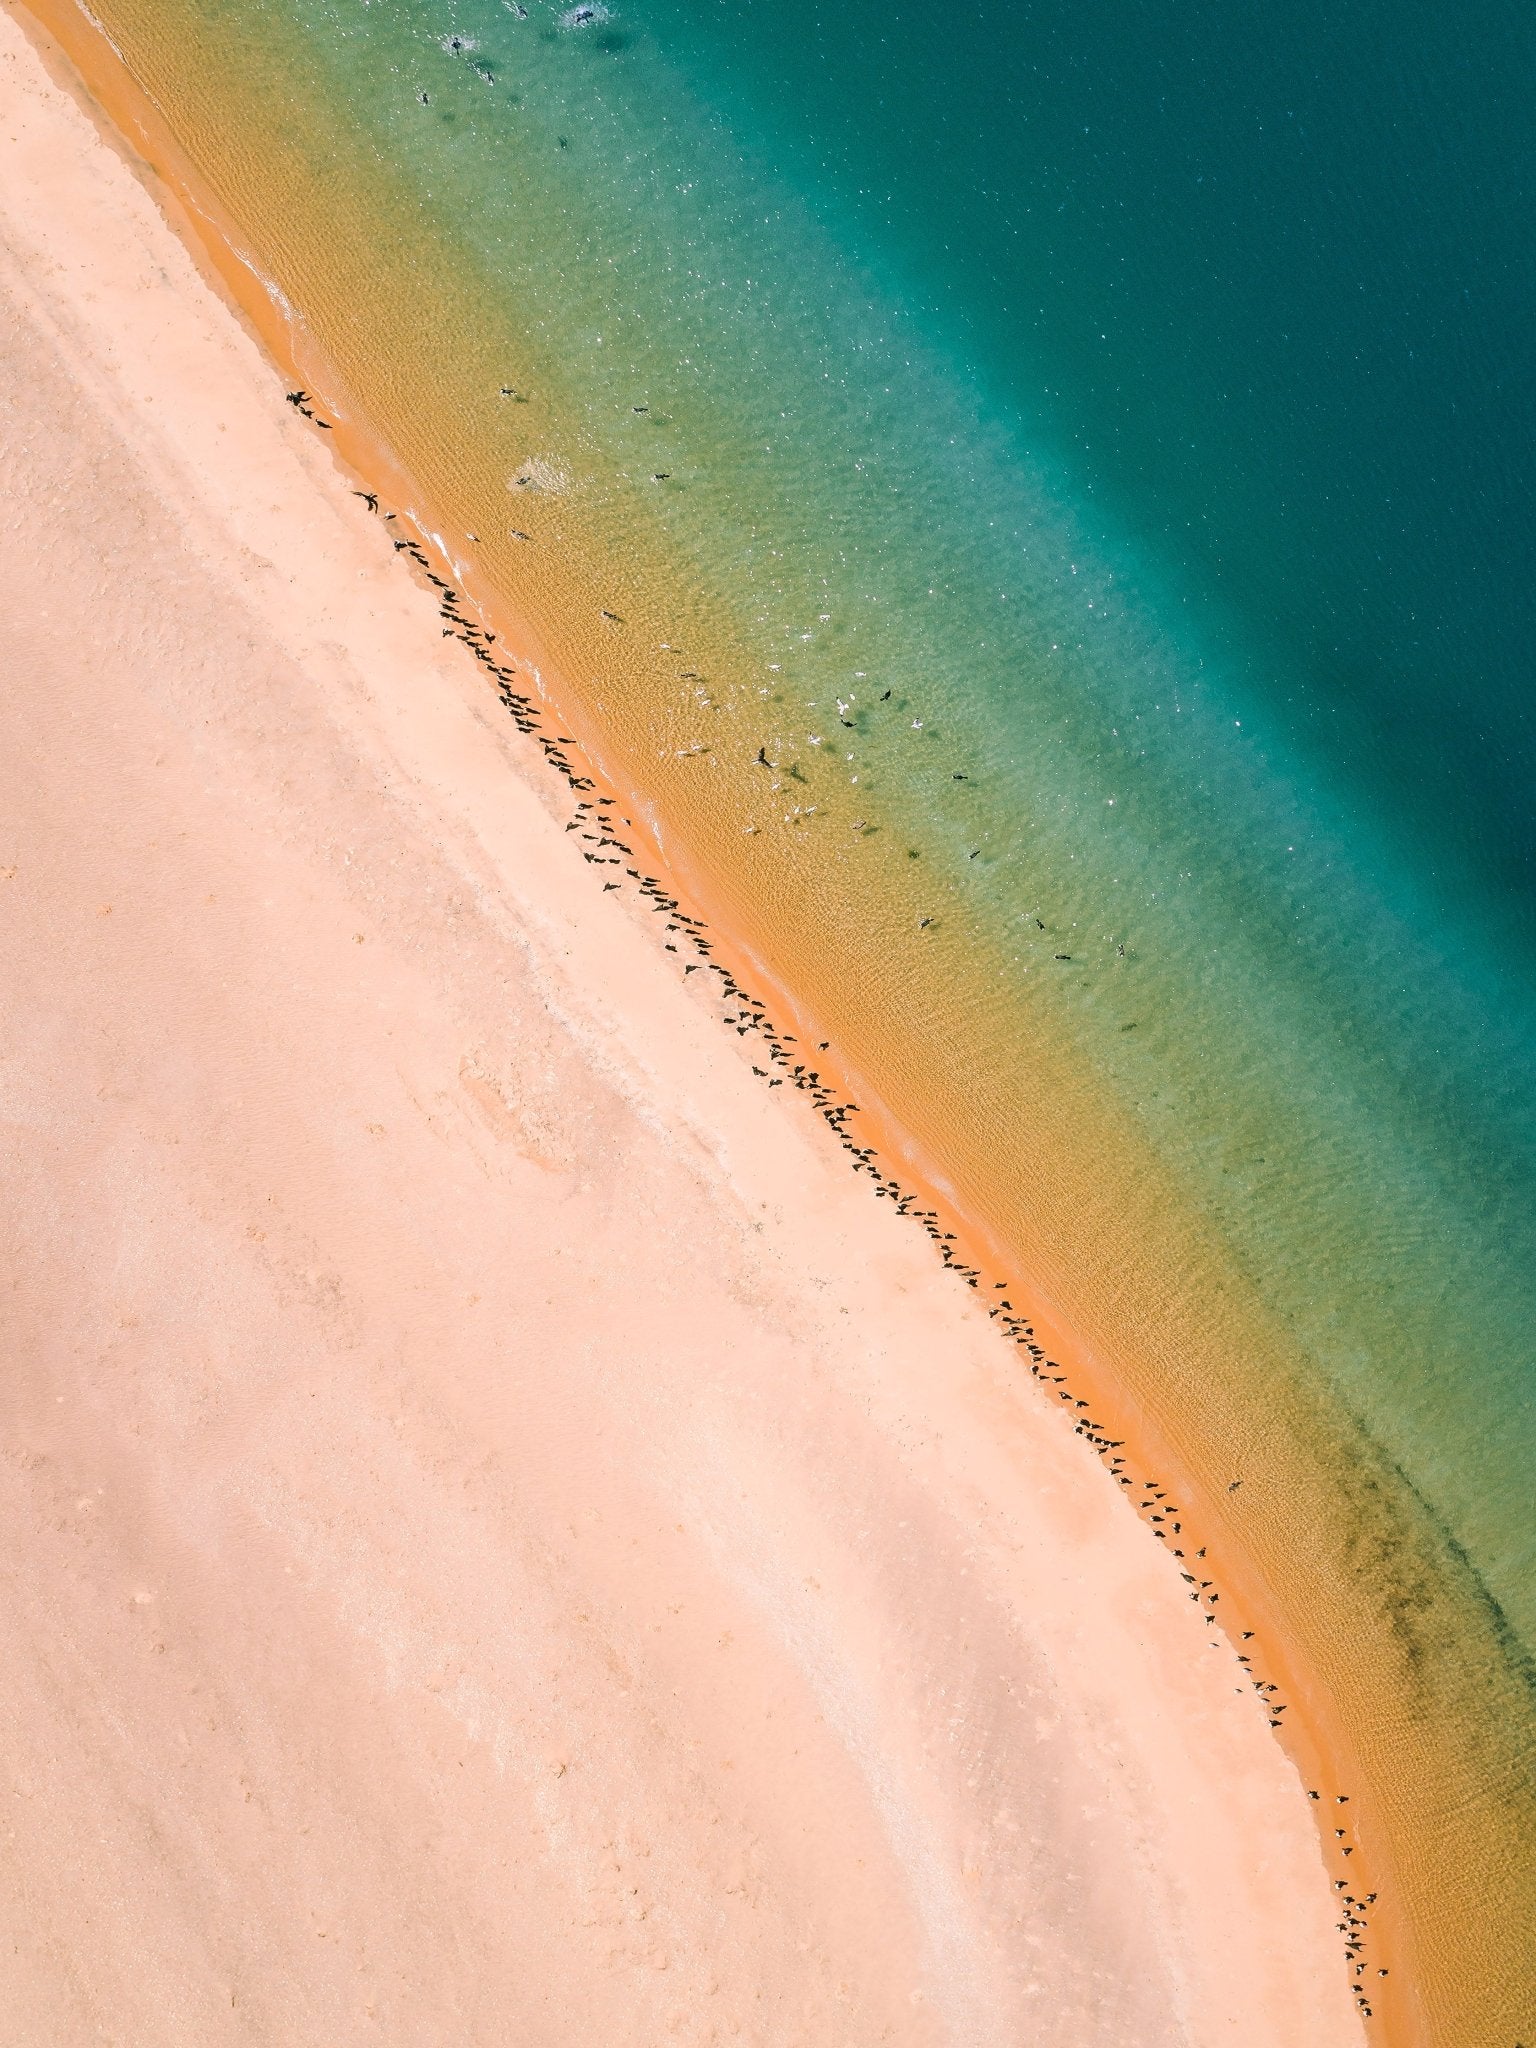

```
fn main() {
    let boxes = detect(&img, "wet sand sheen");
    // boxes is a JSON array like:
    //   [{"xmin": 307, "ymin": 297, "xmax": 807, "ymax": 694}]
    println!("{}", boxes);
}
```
[{"xmin": 5, "ymin": 3, "xmax": 1535, "ymax": 2042}]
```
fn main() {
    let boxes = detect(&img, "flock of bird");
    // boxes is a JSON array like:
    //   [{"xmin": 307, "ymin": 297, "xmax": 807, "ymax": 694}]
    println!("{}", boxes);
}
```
[{"xmin": 290, "ymin": 387, "xmax": 1391, "ymax": 2024}]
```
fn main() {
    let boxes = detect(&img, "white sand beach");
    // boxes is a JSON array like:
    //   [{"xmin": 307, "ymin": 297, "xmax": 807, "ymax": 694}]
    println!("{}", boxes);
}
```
[{"xmin": 0, "ymin": 12, "xmax": 1364, "ymax": 2043}]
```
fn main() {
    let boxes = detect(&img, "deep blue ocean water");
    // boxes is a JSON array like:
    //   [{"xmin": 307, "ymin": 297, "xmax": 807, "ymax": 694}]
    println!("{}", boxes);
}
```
[{"xmin": 643, "ymin": 0, "xmax": 1536, "ymax": 946}]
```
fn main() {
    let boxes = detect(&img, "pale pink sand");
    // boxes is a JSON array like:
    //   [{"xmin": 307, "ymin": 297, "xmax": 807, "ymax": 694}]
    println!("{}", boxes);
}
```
[{"xmin": 0, "ymin": 15, "xmax": 1363, "ymax": 2045}]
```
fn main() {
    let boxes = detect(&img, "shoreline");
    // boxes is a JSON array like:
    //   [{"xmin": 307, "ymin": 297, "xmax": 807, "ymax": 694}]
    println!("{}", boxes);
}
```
[
  {"xmin": 2, "ymin": 2, "xmax": 1395, "ymax": 2039},
  {"xmin": 4, "ymin": 0, "xmax": 1412, "ymax": 2029}
]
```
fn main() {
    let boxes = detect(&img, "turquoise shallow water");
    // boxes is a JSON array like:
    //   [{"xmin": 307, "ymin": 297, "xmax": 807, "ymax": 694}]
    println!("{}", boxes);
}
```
[
  {"xmin": 262, "ymin": 0, "xmax": 1536, "ymax": 1631},
  {"xmin": 42, "ymin": 0, "xmax": 1536, "ymax": 2023}
]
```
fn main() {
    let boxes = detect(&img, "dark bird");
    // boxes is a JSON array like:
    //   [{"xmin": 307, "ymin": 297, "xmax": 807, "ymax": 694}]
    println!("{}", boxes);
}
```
[{"xmin": 353, "ymin": 491, "xmax": 379, "ymax": 512}]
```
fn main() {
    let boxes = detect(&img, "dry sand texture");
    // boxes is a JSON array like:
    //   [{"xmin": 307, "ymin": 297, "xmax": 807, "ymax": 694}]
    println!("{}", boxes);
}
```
[{"xmin": 0, "ymin": 12, "xmax": 1365, "ymax": 2044}]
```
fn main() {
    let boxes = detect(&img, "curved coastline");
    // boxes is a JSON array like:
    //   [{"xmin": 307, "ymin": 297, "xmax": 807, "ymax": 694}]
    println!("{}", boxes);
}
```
[{"xmin": 5, "ymin": 1, "xmax": 1535, "ymax": 2040}]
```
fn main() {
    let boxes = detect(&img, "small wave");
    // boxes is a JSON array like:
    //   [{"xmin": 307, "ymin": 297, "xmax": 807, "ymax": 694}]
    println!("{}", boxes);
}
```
[{"xmin": 507, "ymin": 456, "xmax": 574, "ymax": 495}]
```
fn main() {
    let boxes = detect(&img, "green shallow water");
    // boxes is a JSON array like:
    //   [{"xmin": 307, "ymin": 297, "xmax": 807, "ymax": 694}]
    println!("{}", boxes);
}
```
[{"xmin": 46, "ymin": 0, "xmax": 1536, "ymax": 2031}]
